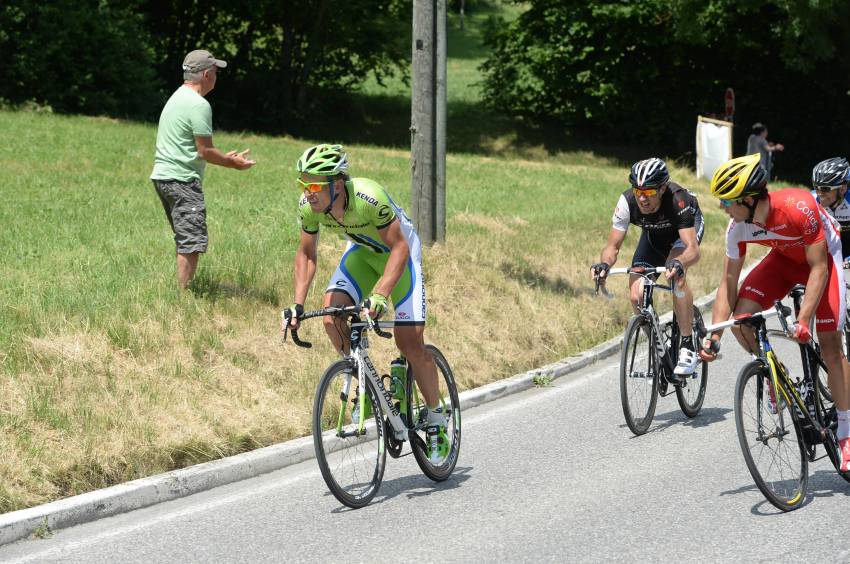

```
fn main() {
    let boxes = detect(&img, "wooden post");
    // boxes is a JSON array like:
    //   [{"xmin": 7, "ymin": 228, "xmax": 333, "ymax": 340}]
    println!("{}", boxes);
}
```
[
  {"xmin": 435, "ymin": 0, "xmax": 446, "ymax": 242},
  {"xmin": 411, "ymin": 0, "xmax": 447, "ymax": 244}
]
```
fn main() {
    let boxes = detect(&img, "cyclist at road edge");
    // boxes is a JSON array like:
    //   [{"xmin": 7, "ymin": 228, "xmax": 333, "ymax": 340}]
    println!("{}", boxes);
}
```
[
  {"xmin": 282, "ymin": 144, "xmax": 448, "ymax": 463},
  {"xmin": 592, "ymin": 158, "xmax": 704, "ymax": 378}
]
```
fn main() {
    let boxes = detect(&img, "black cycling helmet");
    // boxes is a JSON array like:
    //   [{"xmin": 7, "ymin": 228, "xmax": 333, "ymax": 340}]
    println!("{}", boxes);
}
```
[
  {"xmin": 629, "ymin": 158, "xmax": 669, "ymax": 188},
  {"xmin": 812, "ymin": 157, "xmax": 849, "ymax": 188}
]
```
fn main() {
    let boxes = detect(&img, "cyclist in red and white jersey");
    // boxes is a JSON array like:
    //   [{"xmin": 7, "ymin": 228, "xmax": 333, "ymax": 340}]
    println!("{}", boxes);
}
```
[{"xmin": 700, "ymin": 154, "xmax": 850, "ymax": 470}]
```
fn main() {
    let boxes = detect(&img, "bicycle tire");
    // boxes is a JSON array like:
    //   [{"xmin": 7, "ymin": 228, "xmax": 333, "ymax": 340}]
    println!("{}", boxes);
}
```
[
  {"xmin": 313, "ymin": 360, "xmax": 387, "ymax": 509},
  {"xmin": 734, "ymin": 360, "xmax": 808, "ymax": 511},
  {"xmin": 818, "ymin": 407, "xmax": 850, "ymax": 483},
  {"xmin": 620, "ymin": 314, "xmax": 658, "ymax": 436},
  {"xmin": 844, "ymin": 317, "xmax": 850, "ymax": 360},
  {"xmin": 675, "ymin": 306, "xmax": 708, "ymax": 418},
  {"xmin": 409, "ymin": 345, "xmax": 461, "ymax": 481},
  {"xmin": 809, "ymin": 340, "xmax": 833, "ymax": 404}
]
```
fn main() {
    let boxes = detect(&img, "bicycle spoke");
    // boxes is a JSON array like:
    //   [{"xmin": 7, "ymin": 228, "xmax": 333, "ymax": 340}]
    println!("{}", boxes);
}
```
[
  {"xmin": 313, "ymin": 362, "xmax": 386, "ymax": 508},
  {"xmin": 735, "ymin": 362, "xmax": 807, "ymax": 510}
]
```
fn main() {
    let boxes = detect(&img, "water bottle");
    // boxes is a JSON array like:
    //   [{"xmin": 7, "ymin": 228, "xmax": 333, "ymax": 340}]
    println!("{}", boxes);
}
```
[{"xmin": 390, "ymin": 357, "xmax": 407, "ymax": 401}]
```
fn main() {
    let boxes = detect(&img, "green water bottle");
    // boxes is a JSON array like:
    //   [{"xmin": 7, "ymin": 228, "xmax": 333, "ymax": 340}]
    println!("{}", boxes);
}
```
[{"xmin": 391, "ymin": 357, "xmax": 407, "ymax": 402}]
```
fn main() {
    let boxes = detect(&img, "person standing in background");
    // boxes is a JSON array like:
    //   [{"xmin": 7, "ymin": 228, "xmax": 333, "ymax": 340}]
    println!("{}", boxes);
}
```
[
  {"xmin": 150, "ymin": 49, "xmax": 256, "ymax": 290},
  {"xmin": 746, "ymin": 122, "xmax": 784, "ymax": 180}
]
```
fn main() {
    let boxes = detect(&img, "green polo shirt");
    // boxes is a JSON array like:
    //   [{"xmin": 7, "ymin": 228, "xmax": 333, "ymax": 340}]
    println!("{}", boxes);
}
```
[{"xmin": 150, "ymin": 85, "xmax": 213, "ymax": 182}]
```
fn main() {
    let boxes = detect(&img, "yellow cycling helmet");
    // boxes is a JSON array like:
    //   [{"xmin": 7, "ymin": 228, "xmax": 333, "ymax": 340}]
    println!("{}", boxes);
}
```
[{"xmin": 710, "ymin": 154, "xmax": 768, "ymax": 200}]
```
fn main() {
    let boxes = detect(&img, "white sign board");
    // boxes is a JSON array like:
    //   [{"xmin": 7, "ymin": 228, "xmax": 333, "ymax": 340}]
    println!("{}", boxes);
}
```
[{"xmin": 696, "ymin": 116, "xmax": 733, "ymax": 181}]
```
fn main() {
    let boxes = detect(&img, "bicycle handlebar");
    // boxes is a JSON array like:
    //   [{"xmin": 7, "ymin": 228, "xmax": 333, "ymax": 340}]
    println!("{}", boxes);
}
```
[
  {"xmin": 594, "ymin": 266, "xmax": 683, "ymax": 298},
  {"xmin": 702, "ymin": 300, "xmax": 793, "ymax": 334},
  {"xmin": 282, "ymin": 305, "xmax": 394, "ymax": 348}
]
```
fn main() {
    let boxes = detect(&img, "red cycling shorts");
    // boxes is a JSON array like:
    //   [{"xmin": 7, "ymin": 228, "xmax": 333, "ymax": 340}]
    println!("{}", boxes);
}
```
[{"xmin": 738, "ymin": 249, "xmax": 845, "ymax": 332}]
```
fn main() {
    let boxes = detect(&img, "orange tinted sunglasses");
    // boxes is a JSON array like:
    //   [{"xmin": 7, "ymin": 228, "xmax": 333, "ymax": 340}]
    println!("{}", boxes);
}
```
[
  {"xmin": 632, "ymin": 187, "xmax": 659, "ymax": 197},
  {"xmin": 297, "ymin": 178, "xmax": 332, "ymax": 193}
]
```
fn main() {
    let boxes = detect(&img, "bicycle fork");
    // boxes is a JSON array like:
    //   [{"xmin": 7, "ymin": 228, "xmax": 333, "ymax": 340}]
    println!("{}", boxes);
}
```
[{"xmin": 765, "ymin": 352, "xmax": 829, "ymax": 443}]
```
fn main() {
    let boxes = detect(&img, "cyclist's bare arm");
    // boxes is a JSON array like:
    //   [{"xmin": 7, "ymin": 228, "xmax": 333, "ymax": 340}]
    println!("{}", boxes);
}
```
[
  {"xmin": 290, "ymin": 230, "xmax": 319, "ymax": 328},
  {"xmin": 594, "ymin": 227, "xmax": 627, "ymax": 279},
  {"xmin": 798, "ymin": 240, "xmax": 830, "ymax": 326},
  {"xmin": 698, "ymin": 255, "xmax": 745, "ymax": 361},
  {"xmin": 709, "ymin": 254, "xmax": 746, "ymax": 332},
  {"xmin": 674, "ymin": 227, "xmax": 700, "ymax": 267},
  {"xmin": 373, "ymin": 219, "xmax": 409, "ymax": 299}
]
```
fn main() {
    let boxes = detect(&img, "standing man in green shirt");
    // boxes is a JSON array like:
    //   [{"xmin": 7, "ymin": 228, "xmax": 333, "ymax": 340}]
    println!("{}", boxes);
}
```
[{"xmin": 150, "ymin": 49, "xmax": 256, "ymax": 290}]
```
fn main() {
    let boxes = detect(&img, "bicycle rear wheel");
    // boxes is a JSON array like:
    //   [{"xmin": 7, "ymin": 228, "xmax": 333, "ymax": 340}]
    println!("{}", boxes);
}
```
[
  {"xmin": 675, "ymin": 306, "xmax": 708, "ymax": 418},
  {"xmin": 409, "ymin": 345, "xmax": 461, "ymax": 481},
  {"xmin": 313, "ymin": 360, "xmax": 386, "ymax": 509},
  {"xmin": 620, "ymin": 314, "xmax": 658, "ymax": 436},
  {"xmin": 734, "ymin": 360, "xmax": 807, "ymax": 511},
  {"xmin": 809, "ymin": 340, "xmax": 833, "ymax": 405}
]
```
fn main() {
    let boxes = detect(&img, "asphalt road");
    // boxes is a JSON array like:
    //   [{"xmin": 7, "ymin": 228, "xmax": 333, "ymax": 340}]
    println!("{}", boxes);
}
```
[{"xmin": 2, "ymin": 324, "xmax": 850, "ymax": 563}]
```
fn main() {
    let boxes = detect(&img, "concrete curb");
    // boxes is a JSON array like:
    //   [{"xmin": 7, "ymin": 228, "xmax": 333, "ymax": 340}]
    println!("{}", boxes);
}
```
[{"xmin": 0, "ymin": 285, "xmax": 726, "ymax": 546}]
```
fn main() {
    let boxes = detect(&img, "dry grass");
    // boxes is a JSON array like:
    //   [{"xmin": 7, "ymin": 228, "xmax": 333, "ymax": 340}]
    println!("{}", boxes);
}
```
[{"xmin": 0, "ymin": 109, "xmax": 777, "ymax": 513}]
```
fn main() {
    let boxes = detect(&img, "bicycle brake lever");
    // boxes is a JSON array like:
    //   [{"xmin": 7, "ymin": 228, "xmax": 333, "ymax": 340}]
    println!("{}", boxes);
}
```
[{"xmin": 594, "ymin": 276, "xmax": 613, "ymax": 299}]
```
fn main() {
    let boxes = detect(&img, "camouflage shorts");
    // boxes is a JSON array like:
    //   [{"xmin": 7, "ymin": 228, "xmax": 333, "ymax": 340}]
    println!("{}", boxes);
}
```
[{"xmin": 152, "ymin": 178, "xmax": 208, "ymax": 254}]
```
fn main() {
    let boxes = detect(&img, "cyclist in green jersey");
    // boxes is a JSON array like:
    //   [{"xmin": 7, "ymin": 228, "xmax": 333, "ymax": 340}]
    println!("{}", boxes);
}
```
[{"xmin": 282, "ymin": 144, "xmax": 448, "ymax": 463}]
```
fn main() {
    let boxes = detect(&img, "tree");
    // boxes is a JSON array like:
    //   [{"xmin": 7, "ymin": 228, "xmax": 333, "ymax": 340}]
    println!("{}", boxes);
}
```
[
  {"xmin": 481, "ymin": 0, "xmax": 850, "ymax": 179},
  {"xmin": 0, "ymin": 0, "xmax": 161, "ymax": 117},
  {"xmin": 141, "ymin": 0, "xmax": 412, "ymax": 129}
]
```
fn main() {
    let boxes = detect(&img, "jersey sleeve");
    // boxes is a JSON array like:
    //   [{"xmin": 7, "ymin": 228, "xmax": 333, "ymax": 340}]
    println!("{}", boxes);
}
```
[
  {"xmin": 611, "ymin": 194, "xmax": 630, "ymax": 232},
  {"xmin": 370, "ymin": 186, "xmax": 397, "ymax": 230},
  {"xmin": 188, "ymin": 100, "xmax": 213, "ymax": 137},
  {"xmin": 298, "ymin": 195, "xmax": 320, "ymax": 234},
  {"xmin": 672, "ymin": 190, "xmax": 697, "ymax": 230},
  {"xmin": 725, "ymin": 219, "xmax": 746, "ymax": 260}
]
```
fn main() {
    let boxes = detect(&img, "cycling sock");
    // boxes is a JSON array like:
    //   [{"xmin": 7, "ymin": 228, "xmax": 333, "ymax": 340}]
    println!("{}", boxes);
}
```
[
  {"xmin": 680, "ymin": 335, "xmax": 695, "ymax": 351},
  {"xmin": 838, "ymin": 410, "xmax": 850, "ymax": 440},
  {"xmin": 426, "ymin": 405, "xmax": 445, "ymax": 426}
]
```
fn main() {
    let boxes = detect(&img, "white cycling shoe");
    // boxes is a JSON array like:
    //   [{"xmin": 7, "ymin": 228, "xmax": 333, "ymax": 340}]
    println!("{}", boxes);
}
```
[{"xmin": 673, "ymin": 347, "xmax": 699, "ymax": 376}]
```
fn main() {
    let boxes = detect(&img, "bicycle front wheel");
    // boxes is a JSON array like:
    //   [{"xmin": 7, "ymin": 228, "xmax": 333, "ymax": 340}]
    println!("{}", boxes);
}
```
[
  {"xmin": 620, "ymin": 315, "xmax": 658, "ymax": 436},
  {"xmin": 313, "ymin": 360, "xmax": 387, "ymax": 509},
  {"xmin": 734, "ymin": 360, "xmax": 808, "ymax": 511},
  {"xmin": 409, "ymin": 345, "xmax": 461, "ymax": 481},
  {"xmin": 675, "ymin": 306, "xmax": 708, "ymax": 418}
]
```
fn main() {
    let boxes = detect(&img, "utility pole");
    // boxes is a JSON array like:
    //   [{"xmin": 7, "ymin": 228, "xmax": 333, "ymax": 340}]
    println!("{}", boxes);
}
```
[{"xmin": 411, "ymin": 0, "xmax": 447, "ymax": 244}]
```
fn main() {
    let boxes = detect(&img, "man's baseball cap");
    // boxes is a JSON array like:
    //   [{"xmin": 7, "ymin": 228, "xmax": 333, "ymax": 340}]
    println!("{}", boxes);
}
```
[{"xmin": 182, "ymin": 50, "xmax": 227, "ymax": 72}]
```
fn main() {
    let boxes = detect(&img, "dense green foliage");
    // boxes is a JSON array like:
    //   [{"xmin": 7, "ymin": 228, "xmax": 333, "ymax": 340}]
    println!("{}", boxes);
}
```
[
  {"xmin": 481, "ymin": 0, "xmax": 850, "ymax": 180},
  {"xmin": 0, "ymin": 1, "xmax": 161, "ymax": 117},
  {"xmin": 1, "ymin": 0, "xmax": 411, "ymax": 128}
]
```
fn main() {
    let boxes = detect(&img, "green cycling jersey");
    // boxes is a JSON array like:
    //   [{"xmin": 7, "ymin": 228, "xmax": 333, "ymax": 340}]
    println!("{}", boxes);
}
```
[{"xmin": 298, "ymin": 177, "xmax": 417, "ymax": 254}]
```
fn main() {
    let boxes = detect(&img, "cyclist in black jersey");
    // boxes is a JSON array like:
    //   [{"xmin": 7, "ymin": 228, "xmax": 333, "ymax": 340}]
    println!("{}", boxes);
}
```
[
  {"xmin": 812, "ymin": 157, "xmax": 850, "ymax": 260},
  {"xmin": 591, "ymin": 158, "xmax": 704, "ymax": 377}
]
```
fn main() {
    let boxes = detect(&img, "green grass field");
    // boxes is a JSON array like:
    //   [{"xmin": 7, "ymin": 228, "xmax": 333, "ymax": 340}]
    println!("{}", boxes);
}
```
[{"xmin": 0, "ymin": 1, "xmax": 768, "ymax": 512}]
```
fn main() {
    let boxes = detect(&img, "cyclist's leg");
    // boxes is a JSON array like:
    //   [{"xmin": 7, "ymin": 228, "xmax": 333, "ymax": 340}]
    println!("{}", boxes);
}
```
[
  {"xmin": 733, "ymin": 251, "xmax": 795, "ymax": 352},
  {"xmin": 629, "ymin": 230, "xmax": 666, "ymax": 313},
  {"xmin": 669, "ymin": 212, "xmax": 703, "ymax": 337},
  {"xmin": 324, "ymin": 244, "xmax": 378, "ymax": 355},
  {"xmin": 813, "ymin": 250, "xmax": 850, "ymax": 413},
  {"xmin": 386, "ymin": 249, "xmax": 439, "ymax": 409},
  {"xmin": 814, "ymin": 251, "xmax": 850, "ymax": 468}
]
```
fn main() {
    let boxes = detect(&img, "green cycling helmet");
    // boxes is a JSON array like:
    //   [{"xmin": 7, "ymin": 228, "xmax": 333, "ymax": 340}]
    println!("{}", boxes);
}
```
[{"xmin": 296, "ymin": 144, "xmax": 349, "ymax": 176}]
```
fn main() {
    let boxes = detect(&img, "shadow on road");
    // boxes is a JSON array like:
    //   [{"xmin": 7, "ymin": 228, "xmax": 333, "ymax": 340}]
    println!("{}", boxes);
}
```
[
  {"xmin": 622, "ymin": 406, "xmax": 733, "ymax": 437},
  {"xmin": 328, "ymin": 466, "xmax": 473, "ymax": 513},
  {"xmin": 719, "ymin": 469, "xmax": 850, "ymax": 515}
]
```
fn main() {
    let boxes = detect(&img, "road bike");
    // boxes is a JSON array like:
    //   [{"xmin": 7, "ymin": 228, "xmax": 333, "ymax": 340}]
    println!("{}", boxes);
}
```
[
  {"xmin": 787, "ymin": 284, "xmax": 832, "ymax": 404},
  {"xmin": 596, "ymin": 266, "xmax": 708, "ymax": 435},
  {"xmin": 706, "ymin": 301, "xmax": 850, "ymax": 511},
  {"xmin": 283, "ymin": 305, "xmax": 460, "ymax": 508}
]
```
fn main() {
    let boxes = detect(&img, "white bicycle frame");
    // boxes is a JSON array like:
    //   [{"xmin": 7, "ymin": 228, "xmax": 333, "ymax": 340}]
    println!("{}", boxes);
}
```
[{"xmin": 347, "ymin": 319, "xmax": 410, "ymax": 441}]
